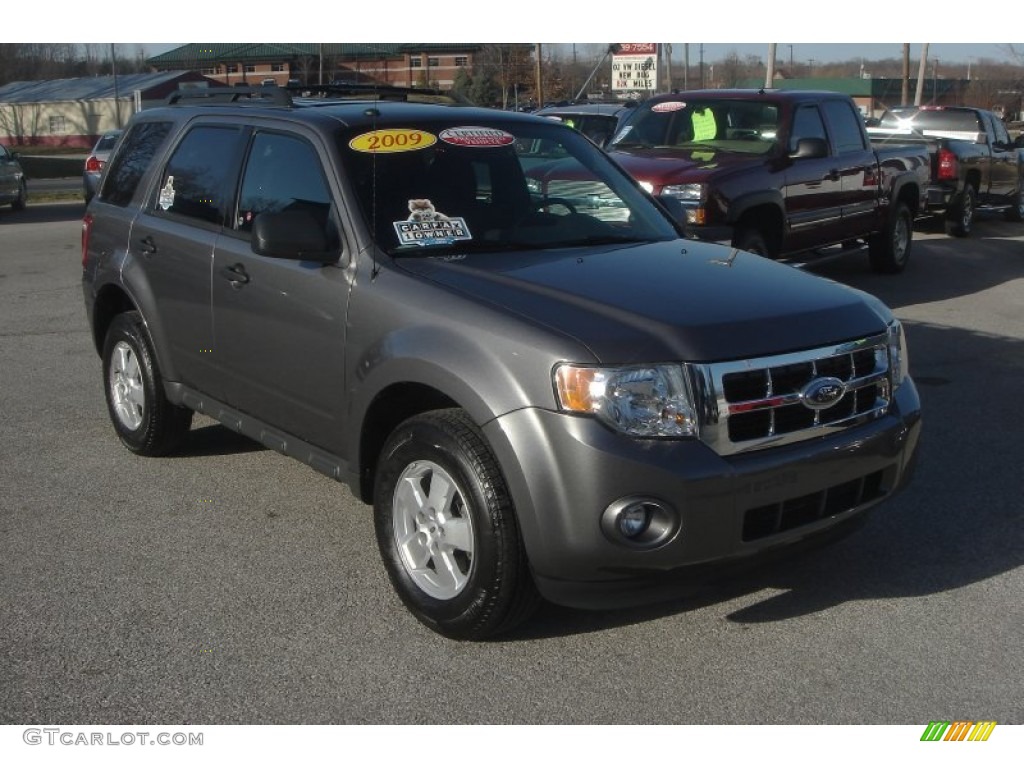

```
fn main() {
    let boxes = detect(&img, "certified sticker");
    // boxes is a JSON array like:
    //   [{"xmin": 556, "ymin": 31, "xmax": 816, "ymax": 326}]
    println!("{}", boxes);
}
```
[
  {"xmin": 349, "ymin": 128, "xmax": 437, "ymax": 153},
  {"xmin": 652, "ymin": 101, "xmax": 687, "ymax": 113},
  {"xmin": 439, "ymin": 126, "xmax": 516, "ymax": 147}
]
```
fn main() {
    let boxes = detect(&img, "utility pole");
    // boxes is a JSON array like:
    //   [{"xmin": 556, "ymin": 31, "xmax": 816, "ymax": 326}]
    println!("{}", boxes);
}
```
[
  {"xmin": 684, "ymin": 43, "xmax": 689, "ymax": 90},
  {"xmin": 901, "ymin": 43, "xmax": 910, "ymax": 105},
  {"xmin": 535, "ymin": 43, "xmax": 543, "ymax": 108},
  {"xmin": 914, "ymin": 43, "xmax": 929, "ymax": 105},
  {"xmin": 665, "ymin": 43, "xmax": 672, "ymax": 91},
  {"xmin": 699, "ymin": 44, "xmax": 704, "ymax": 89},
  {"xmin": 765, "ymin": 43, "xmax": 776, "ymax": 88},
  {"xmin": 110, "ymin": 43, "xmax": 122, "ymax": 128}
]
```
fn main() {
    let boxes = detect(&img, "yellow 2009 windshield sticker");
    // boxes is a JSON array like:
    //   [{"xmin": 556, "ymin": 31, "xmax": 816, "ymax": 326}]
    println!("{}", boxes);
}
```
[{"xmin": 349, "ymin": 129, "xmax": 437, "ymax": 153}]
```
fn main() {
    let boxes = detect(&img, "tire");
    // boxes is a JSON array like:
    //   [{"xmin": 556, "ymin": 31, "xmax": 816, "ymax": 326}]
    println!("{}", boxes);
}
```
[
  {"xmin": 101, "ymin": 311, "xmax": 192, "ymax": 456},
  {"xmin": 373, "ymin": 409, "xmax": 539, "ymax": 640},
  {"xmin": 946, "ymin": 184, "xmax": 976, "ymax": 237},
  {"xmin": 11, "ymin": 179, "xmax": 27, "ymax": 211},
  {"xmin": 868, "ymin": 201, "xmax": 913, "ymax": 274},
  {"xmin": 733, "ymin": 227, "xmax": 770, "ymax": 257},
  {"xmin": 1006, "ymin": 186, "xmax": 1023, "ymax": 223}
]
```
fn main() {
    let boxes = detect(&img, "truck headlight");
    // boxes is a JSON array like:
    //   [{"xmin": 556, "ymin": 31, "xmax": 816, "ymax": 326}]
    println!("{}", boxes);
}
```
[
  {"xmin": 661, "ymin": 183, "xmax": 704, "ymax": 201},
  {"xmin": 887, "ymin": 320, "xmax": 909, "ymax": 389},
  {"xmin": 554, "ymin": 363, "xmax": 698, "ymax": 438}
]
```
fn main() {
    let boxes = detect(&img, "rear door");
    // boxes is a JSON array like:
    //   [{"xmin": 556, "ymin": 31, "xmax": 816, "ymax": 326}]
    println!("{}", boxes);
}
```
[
  {"xmin": 820, "ymin": 98, "xmax": 881, "ymax": 240},
  {"xmin": 982, "ymin": 112, "xmax": 1017, "ymax": 202},
  {"xmin": 128, "ymin": 121, "xmax": 247, "ymax": 400}
]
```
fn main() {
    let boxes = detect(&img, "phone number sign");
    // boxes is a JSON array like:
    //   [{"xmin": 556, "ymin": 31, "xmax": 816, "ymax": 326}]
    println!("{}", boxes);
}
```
[{"xmin": 612, "ymin": 43, "xmax": 658, "ymax": 92}]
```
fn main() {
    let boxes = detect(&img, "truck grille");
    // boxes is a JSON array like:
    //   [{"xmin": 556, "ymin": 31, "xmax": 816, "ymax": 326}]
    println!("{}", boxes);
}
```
[{"xmin": 693, "ymin": 334, "xmax": 892, "ymax": 456}]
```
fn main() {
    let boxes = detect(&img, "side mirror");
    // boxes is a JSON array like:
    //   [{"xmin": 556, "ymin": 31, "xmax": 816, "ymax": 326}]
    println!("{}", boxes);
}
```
[
  {"xmin": 655, "ymin": 194, "xmax": 688, "ymax": 233},
  {"xmin": 251, "ymin": 209, "xmax": 334, "ymax": 262},
  {"xmin": 790, "ymin": 137, "xmax": 829, "ymax": 159}
]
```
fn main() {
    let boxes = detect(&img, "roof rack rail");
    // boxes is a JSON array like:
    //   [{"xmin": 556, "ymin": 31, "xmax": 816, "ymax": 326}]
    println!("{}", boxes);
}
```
[
  {"xmin": 165, "ymin": 85, "xmax": 293, "ymax": 107},
  {"xmin": 288, "ymin": 82, "xmax": 467, "ymax": 105}
]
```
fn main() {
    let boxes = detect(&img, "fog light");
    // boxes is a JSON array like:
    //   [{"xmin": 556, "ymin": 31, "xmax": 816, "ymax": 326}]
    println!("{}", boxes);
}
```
[
  {"xmin": 618, "ymin": 503, "xmax": 652, "ymax": 538},
  {"xmin": 601, "ymin": 496, "xmax": 680, "ymax": 549}
]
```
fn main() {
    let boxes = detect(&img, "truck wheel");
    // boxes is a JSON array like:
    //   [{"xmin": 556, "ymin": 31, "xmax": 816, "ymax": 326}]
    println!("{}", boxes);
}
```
[
  {"xmin": 373, "ymin": 409, "xmax": 539, "ymax": 640},
  {"xmin": 733, "ymin": 228, "xmax": 770, "ymax": 257},
  {"xmin": 946, "ymin": 184, "xmax": 976, "ymax": 237},
  {"xmin": 1006, "ymin": 186, "xmax": 1023, "ymax": 222},
  {"xmin": 11, "ymin": 179, "xmax": 27, "ymax": 211},
  {"xmin": 102, "ymin": 311, "xmax": 193, "ymax": 456},
  {"xmin": 868, "ymin": 202, "xmax": 912, "ymax": 274}
]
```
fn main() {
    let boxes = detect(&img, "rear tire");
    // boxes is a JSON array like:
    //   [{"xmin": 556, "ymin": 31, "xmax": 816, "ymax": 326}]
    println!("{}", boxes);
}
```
[
  {"xmin": 733, "ymin": 227, "xmax": 770, "ymax": 257},
  {"xmin": 946, "ymin": 184, "xmax": 976, "ymax": 237},
  {"xmin": 373, "ymin": 409, "xmax": 539, "ymax": 640},
  {"xmin": 1006, "ymin": 186, "xmax": 1023, "ymax": 223},
  {"xmin": 869, "ymin": 202, "xmax": 912, "ymax": 274},
  {"xmin": 101, "ymin": 311, "xmax": 192, "ymax": 456}
]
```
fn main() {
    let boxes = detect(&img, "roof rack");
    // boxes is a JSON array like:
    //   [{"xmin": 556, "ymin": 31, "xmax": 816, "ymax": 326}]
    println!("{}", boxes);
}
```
[
  {"xmin": 165, "ymin": 85, "xmax": 293, "ymax": 106},
  {"xmin": 164, "ymin": 82, "xmax": 466, "ymax": 108}
]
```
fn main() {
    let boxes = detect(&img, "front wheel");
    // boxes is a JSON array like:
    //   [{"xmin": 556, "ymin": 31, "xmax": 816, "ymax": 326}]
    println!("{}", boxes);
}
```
[
  {"xmin": 868, "ymin": 202, "xmax": 912, "ymax": 274},
  {"xmin": 101, "ymin": 311, "xmax": 192, "ymax": 456},
  {"xmin": 11, "ymin": 179, "xmax": 27, "ymax": 211},
  {"xmin": 732, "ymin": 227, "xmax": 770, "ymax": 257},
  {"xmin": 946, "ymin": 184, "xmax": 976, "ymax": 237},
  {"xmin": 373, "ymin": 409, "xmax": 538, "ymax": 640}
]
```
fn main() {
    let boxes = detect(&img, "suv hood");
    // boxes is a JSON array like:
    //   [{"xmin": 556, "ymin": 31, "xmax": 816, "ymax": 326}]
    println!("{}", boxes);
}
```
[
  {"xmin": 608, "ymin": 146, "xmax": 765, "ymax": 186},
  {"xmin": 395, "ymin": 240, "xmax": 890, "ymax": 363}
]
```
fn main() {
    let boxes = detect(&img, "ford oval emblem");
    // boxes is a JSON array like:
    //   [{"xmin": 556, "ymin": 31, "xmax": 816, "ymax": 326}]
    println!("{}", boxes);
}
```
[{"xmin": 801, "ymin": 377, "xmax": 846, "ymax": 410}]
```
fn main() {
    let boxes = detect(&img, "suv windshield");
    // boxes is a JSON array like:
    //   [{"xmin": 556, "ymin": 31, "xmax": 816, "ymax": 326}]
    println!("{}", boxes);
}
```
[
  {"xmin": 338, "ymin": 118, "xmax": 679, "ymax": 256},
  {"xmin": 610, "ymin": 98, "xmax": 780, "ymax": 155}
]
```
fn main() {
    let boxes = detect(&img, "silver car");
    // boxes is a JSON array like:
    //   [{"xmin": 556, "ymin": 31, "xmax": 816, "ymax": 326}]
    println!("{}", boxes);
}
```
[
  {"xmin": 0, "ymin": 144, "xmax": 27, "ymax": 211},
  {"xmin": 83, "ymin": 130, "xmax": 123, "ymax": 203}
]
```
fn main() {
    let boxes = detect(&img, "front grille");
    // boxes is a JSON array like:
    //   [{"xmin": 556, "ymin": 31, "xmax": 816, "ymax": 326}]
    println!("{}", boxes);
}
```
[
  {"xmin": 694, "ymin": 333, "xmax": 892, "ymax": 455},
  {"xmin": 742, "ymin": 468, "xmax": 889, "ymax": 541}
]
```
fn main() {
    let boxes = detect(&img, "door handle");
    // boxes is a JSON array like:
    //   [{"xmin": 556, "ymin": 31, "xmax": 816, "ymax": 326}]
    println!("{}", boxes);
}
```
[
  {"xmin": 824, "ymin": 169, "xmax": 841, "ymax": 182},
  {"xmin": 139, "ymin": 235, "xmax": 157, "ymax": 255},
  {"xmin": 219, "ymin": 263, "xmax": 250, "ymax": 287}
]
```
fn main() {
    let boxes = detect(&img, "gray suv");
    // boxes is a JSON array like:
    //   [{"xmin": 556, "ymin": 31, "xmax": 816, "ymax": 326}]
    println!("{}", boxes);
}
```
[{"xmin": 82, "ymin": 86, "xmax": 921, "ymax": 639}]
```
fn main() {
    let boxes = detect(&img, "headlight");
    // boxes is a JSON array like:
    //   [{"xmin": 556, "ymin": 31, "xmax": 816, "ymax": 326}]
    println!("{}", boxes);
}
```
[
  {"xmin": 887, "ymin": 320, "xmax": 909, "ymax": 389},
  {"xmin": 638, "ymin": 181, "xmax": 654, "ymax": 194},
  {"xmin": 554, "ymin": 363, "xmax": 698, "ymax": 438},
  {"xmin": 661, "ymin": 183, "xmax": 704, "ymax": 201},
  {"xmin": 526, "ymin": 177, "xmax": 542, "ymax": 195}
]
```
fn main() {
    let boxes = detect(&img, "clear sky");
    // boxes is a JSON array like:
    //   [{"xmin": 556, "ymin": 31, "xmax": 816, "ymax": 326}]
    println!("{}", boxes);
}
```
[{"xmin": 16, "ymin": 2, "xmax": 1019, "ymax": 67}]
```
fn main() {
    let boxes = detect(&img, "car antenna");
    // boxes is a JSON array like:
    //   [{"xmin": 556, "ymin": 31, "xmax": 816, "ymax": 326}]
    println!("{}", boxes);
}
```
[{"xmin": 366, "ymin": 106, "xmax": 382, "ymax": 280}]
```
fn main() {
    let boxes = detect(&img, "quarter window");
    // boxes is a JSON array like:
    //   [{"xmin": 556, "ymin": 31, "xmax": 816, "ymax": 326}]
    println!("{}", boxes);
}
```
[
  {"xmin": 157, "ymin": 126, "xmax": 240, "ymax": 225},
  {"xmin": 100, "ymin": 121, "xmax": 173, "ymax": 207}
]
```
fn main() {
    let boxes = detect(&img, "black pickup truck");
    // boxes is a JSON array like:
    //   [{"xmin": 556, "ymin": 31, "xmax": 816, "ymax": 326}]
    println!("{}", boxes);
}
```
[
  {"xmin": 604, "ymin": 89, "xmax": 931, "ymax": 273},
  {"xmin": 868, "ymin": 105, "xmax": 1024, "ymax": 235}
]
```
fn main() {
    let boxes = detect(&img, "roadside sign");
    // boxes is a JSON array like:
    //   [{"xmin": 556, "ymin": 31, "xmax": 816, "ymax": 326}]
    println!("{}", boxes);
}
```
[{"xmin": 612, "ymin": 43, "xmax": 658, "ymax": 92}]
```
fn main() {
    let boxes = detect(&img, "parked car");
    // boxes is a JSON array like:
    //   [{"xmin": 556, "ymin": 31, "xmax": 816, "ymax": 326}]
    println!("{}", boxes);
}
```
[
  {"xmin": 868, "ymin": 105, "xmax": 1024, "ymax": 235},
  {"xmin": 534, "ymin": 102, "xmax": 635, "ymax": 148},
  {"xmin": 83, "ymin": 130, "xmax": 123, "ymax": 203},
  {"xmin": 81, "ymin": 85, "xmax": 920, "ymax": 639},
  {"xmin": 605, "ymin": 90, "xmax": 931, "ymax": 273},
  {"xmin": 0, "ymin": 143, "xmax": 27, "ymax": 211}
]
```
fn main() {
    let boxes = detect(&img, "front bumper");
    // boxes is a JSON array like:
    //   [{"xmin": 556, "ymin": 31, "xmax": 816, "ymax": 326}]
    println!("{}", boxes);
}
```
[{"xmin": 483, "ymin": 377, "xmax": 921, "ymax": 609}]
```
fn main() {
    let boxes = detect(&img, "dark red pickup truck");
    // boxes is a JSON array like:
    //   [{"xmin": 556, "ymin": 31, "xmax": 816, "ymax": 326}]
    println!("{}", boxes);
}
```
[
  {"xmin": 867, "ymin": 105, "xmax": 1024, "ymax": 236},
  {"xmin": 605, "ymin": 89, "xmax": 930, "ymax": 273}
]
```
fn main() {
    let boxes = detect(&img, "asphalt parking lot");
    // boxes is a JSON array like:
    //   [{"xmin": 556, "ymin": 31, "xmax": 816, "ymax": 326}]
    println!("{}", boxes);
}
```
[{"xmin": 1, "ymin": 201, "xmax": 1022, "ymax": 726}]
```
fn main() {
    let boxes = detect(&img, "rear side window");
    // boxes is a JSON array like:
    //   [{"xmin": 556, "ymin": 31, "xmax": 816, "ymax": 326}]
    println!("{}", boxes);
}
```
[
  {"xmin": 99, "ymin": 121, "xmax": 172, "ymax": 207},
  {"xmin": 156, "ymin": 125, "xmax": 241, "ymax": 225},
  {"xmin": 822, "ymin": 100, "xmax": 866, "ymax": 154}
]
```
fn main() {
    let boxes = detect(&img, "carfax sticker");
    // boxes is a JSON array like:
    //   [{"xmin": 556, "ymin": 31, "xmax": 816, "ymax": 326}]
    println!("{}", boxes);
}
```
[
  {"xmin": 652, "ymin": 101, "xmax": 687, "ymax": 113},
  {"xmin": 439, "ymin": 126, "xmax": 515, "ymax": 147},
  {"xmin": 349, "ymin": 128, "xmax": 437, "ymax": 153},
  {"xmin": 393, "ymin": 199, "xmax": 473, "ymax": 247}
]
